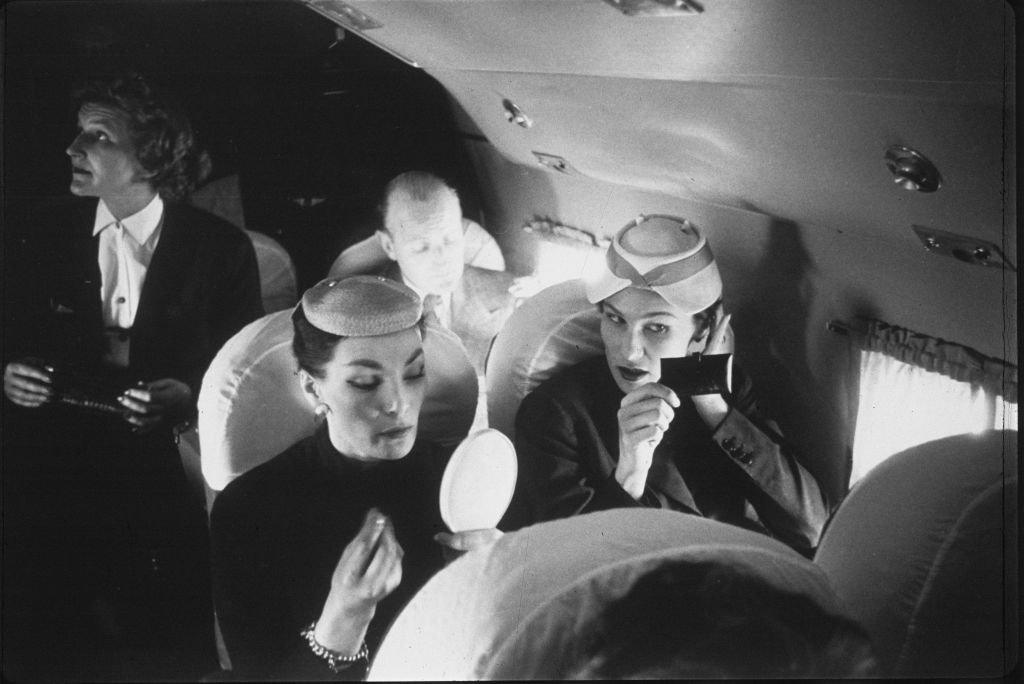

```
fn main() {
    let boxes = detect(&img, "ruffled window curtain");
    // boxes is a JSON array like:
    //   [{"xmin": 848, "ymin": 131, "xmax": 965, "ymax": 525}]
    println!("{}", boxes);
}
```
[{"xmin": 848, "ymin": 319, "xmax": 1017, "ymax": 486}]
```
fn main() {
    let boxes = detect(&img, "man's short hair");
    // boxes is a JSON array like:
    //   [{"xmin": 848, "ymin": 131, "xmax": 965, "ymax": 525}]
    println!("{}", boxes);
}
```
[
  {"xmin": 72, "ymin": 71, "xmax": 208, "ymax": 201},
  {"xmin": 380, "ymin": 171, "xmax": 460, "ymax": 234}
]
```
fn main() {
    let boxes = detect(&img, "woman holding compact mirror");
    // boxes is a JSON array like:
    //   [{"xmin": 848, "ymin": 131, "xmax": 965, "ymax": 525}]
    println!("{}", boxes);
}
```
[
  {"xmin": 510, "ymin": 215, "xmax": 828, "ymax": 556},
  {"xmin": 211, "ymin": 276, "xmax": 498, "ymax": 680}
]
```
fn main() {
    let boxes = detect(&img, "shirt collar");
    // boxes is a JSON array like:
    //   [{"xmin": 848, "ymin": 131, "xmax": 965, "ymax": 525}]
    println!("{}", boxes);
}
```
[
  {"xmin": 400, "ymin": 275, "xmax": 453, "ymax": 308},
  {"xmin": 93, "ymin": 195, "xmax": 165, "ymax": 245}
]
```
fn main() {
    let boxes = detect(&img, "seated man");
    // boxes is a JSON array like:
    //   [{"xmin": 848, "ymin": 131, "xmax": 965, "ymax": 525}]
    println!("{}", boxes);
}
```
[
  {"xmin": 509, "ymin": 215, "xmax": 827, "ymax": 555},
  {"xmin": 376, "ymin": 171, "xmax": 515, "ymax": 374}
]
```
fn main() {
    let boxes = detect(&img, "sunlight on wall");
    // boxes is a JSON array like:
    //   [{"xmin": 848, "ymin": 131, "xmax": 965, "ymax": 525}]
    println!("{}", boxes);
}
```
[
  {"xmin": 532, "ymin": 240, "xmax": 604, "ymax": 290},
  {"xmin": 850, "ymin": 350, "xmax": 1017, "ymax": 487}
]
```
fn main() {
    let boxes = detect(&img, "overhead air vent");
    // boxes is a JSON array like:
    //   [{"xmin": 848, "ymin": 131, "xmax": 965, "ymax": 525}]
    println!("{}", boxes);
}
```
[
  {"xmin": 602, "ymin": 0, "xmax": 704, "ymax": 16},
  {"xmin": 885, "ymin": 145, "xmax": 942, "ymax": 193},
  {"xmin": 502, "ymin": 99, "xmax": 533, "ymax": 129}
]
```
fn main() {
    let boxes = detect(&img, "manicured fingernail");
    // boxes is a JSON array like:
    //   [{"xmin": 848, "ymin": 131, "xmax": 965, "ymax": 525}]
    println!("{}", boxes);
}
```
[
  {"xmin": 375, "ymin": 517, "xmax": 386, "ymax": 527},
  {"xmin": 117, "ymin": 396, "xmax": 127, "ymax": 403}
]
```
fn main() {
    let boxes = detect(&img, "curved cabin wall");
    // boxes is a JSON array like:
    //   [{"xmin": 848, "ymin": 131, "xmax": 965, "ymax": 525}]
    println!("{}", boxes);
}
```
[{"xmin": 311, "ymin": 0, "xmax": 1016, "ymax": 502}]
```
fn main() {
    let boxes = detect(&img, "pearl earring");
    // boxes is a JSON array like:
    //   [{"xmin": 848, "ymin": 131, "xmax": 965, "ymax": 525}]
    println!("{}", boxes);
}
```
[{"xmin": 314, "ymin": 403, "xmax": 331, "ymax": 419}]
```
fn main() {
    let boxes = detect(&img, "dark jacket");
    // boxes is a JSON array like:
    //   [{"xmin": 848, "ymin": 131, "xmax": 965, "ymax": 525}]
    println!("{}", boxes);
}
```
[
  {"xmin": 509, "ymin": 356, "xmax": 827, "ymax": 554},
  {"xmin": 3, "ymin": 196, "xmax": 263, "ymax": 407},
  {"xmin": 1, "ymin": 196, "xmax": 262, "ymax": 680}
]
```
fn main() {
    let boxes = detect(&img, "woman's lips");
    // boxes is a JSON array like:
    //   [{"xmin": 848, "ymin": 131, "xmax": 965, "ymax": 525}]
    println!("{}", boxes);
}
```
[
  {"xmin": 617, "ymin": 366, "xmax": 649, "ymax": 382},
  {"xmin": 379, "ymin": 425, "xmax": 414, "ymax": 440}
]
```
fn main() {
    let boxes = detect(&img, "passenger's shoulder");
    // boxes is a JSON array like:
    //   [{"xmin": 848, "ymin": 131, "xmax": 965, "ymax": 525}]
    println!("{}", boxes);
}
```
[
  {"xmin": 164, "ymin": 201, "xmax": 251, "ymax": 246},
  {"xmin": 461, "ymin": 265, "xmax": 515, "ymax": 305},
  {"xmin": 212, "ymin": 437, "xmax": 314, "ymax": 519},
  {"xmin": 463, "ymin": 265, "xmax": 515, "ymax": 290},
  {"xmin": 524, "ymin": 355, "xmax": 608, "ymax": 405}
]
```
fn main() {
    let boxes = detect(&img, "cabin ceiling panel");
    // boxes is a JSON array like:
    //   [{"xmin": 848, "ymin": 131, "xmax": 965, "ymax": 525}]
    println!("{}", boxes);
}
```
[
  {"xmin": 327, "ymin": 0, "xmax": 1014, "ymax": 245},
  {"xmin": 436, "ymin": 69, "xmax": 1009, "ymax": 244},
  {"xmin": 343, "ymin": 0, "xmax": 1006, "ymax": 84}
]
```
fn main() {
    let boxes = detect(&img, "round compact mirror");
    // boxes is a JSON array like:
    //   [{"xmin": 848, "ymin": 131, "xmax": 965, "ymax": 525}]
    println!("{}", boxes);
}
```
[{"xmin": 439, "ymin": 429, "xmax": 518, "ymax": 532}]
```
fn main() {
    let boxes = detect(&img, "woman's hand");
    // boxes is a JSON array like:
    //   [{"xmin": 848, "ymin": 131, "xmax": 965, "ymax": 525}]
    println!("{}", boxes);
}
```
[
  {"xmin": 117, "ymin": 378, "xmax": 192, "ymax": 432},
  {"xmin": 692, "ymin": 308, "xmax": 733, "ymax": 426},
  {"xmin": 434, "ymin": 528, "xmax": 503, "ymax": 563},
  {"xmin": 3, "ymin": 360, "xmax": 53, "ymax": 408},
  {"xmin": 315, "ymin": 509, "xmax": 403, "ymax": 655},
  {"xmin": 615, "ymin": 383, "xmax": 680, "ymax": 499}
]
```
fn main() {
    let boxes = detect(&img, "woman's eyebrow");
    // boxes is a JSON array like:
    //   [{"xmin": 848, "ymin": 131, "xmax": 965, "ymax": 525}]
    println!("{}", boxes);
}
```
[{"xmin": 345, "ymin": 359, "xmax": 383, "ymax": 369}]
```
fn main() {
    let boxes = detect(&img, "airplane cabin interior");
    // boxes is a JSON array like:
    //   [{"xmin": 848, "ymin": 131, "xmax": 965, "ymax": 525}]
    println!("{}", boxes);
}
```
[{"xmin": 1, "ymin": 0, "xmax": 1017, "ymax": 680}]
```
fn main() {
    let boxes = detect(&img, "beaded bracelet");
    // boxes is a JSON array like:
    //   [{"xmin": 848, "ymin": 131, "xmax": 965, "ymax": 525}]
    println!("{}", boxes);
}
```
[{"xmin": 299, "ymin": 621, "xmax": 369, "ymax": 674}]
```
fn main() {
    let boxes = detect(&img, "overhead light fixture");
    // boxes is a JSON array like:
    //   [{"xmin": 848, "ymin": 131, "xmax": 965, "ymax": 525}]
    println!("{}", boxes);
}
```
[
  {"xmin": 301, "ymin": 0, "xmax": 420, "ymax": 67},
  {"xmin": 305, "ymin": 0, "xmax": 382, "ymax": 30},
  {"xmin": 502, "ymin": 99, "xmax": 533, "ymax": 129},
  {"xmin": 885, "ymin": 145, "xmax": 942, "ymax": 193},
  {"xmin": 603, "ymin": 0, "xmax": 703, "ymax": 16},
  {"xmin": 911, "ymin": 225, "xmax": 1014, "ymax": 271}
]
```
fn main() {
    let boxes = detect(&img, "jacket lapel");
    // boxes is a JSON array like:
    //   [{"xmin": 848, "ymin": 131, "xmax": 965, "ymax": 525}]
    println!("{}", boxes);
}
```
[
  {"xmin": 648, "ymin": 452, "xmax": 702, "ymax": 515},
  {"xmin": 66, "ymin": 201, "xmax": 104, "ymax": 332},
  {"xmin": 131, "ymin": 206, "xmax": 193, "ymax": 359}
]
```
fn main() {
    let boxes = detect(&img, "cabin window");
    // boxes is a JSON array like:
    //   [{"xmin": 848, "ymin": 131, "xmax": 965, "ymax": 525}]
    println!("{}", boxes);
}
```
[{"xmin": 848, "ymin": 319, "xmax": 1017, "ymax": 487}]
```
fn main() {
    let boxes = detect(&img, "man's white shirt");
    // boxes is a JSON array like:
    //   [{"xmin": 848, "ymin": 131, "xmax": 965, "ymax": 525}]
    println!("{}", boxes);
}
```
[{"xmin": 401, "ymin": 276, "xmax": 453, "ymax": 329}]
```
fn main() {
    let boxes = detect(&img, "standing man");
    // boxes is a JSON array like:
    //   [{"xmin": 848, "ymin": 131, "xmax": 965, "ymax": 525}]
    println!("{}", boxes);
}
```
[
  {"xmin": 2, "ymin": 72, "xmax": 263, "ymax": 680},
  {"xmin": 377, "ymin": 171, "xmax": 515, "ymax": 375}
]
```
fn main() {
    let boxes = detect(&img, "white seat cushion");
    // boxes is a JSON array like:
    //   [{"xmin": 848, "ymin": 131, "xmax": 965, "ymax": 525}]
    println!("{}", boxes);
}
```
[
  {"xmin": 484, "ymin": 279, "xmax": 603, "ymax": 440},
  {"xmin": 369, "ymin": 509, "xmax": 839, "ymax": 681},
  {"xmin": 245, "ymin": 230, "xmax": 298, "ymax": 313},
  {"xmin": 815, "ymin": 429, "xmax": 1018, "ymax": 678}
]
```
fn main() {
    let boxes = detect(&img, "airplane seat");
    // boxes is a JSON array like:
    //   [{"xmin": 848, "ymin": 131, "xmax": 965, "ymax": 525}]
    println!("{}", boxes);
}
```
[
  {"xmin": 327, "ymin": 217, "xmax": 506, "ymax": 279},
  {"xmin": 197, "ymin": 310, "xmax": 478, "ymax": 493},
  {"xmin": 814, "ymin": 429, "xmax": 1018, "ymax": 678},
  {"xmin": 369, "ymin": 509, "xmax": 857, "ymax": 680},
  {"xmin": 187, "ymin": 174, "xmax": 298, "ymax": 313},
  {"xmin": 485, "ymin": 279, "xmax": 603, "ymax": 440},
  {"xmin": 245, "ymin": 230, "xmax": 299, "ymax": 313}
]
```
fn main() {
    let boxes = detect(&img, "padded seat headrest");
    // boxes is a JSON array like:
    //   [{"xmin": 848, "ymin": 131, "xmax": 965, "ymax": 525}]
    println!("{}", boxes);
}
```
[
  {"xmin": 815, "ymin": 429, "xmax": 1018, "ymax": 678},
  {"xmin": 485, "ymin": 279, "xmax": 603, "ymax": 439},
  {"xmin": 245, "ymin": 230, "xmax": 298, "ymax": 313},
  {"xmin": 198, "ymin": 310, "xmax": 478, "ymax": 491},
  {"xmin": 369, "ymin": 509, "xmax": 845, "ymax": 680}
]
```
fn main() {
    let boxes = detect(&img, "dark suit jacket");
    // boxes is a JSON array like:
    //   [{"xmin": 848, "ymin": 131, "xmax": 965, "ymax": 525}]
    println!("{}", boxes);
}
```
[
  {"xmin": 509, "ymin": 356, "xmax": 828, "ymax": 554},
  {"xmin": 4, "ymin": 197, "xmax": 263, "ymax": 410},
  {"xmin": 380, "ymin": 262, "xmax": 515, "ymax": 374}
]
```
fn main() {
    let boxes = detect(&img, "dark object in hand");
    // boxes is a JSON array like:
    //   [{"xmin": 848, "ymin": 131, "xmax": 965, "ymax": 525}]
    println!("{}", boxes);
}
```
[
  {"xmin": 659, "ymin": 353, "xmax": 733, "ymax": 397},
  {"xmin": 40, "ymin": 362, "xmax": 132, "ymax": 415}
]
